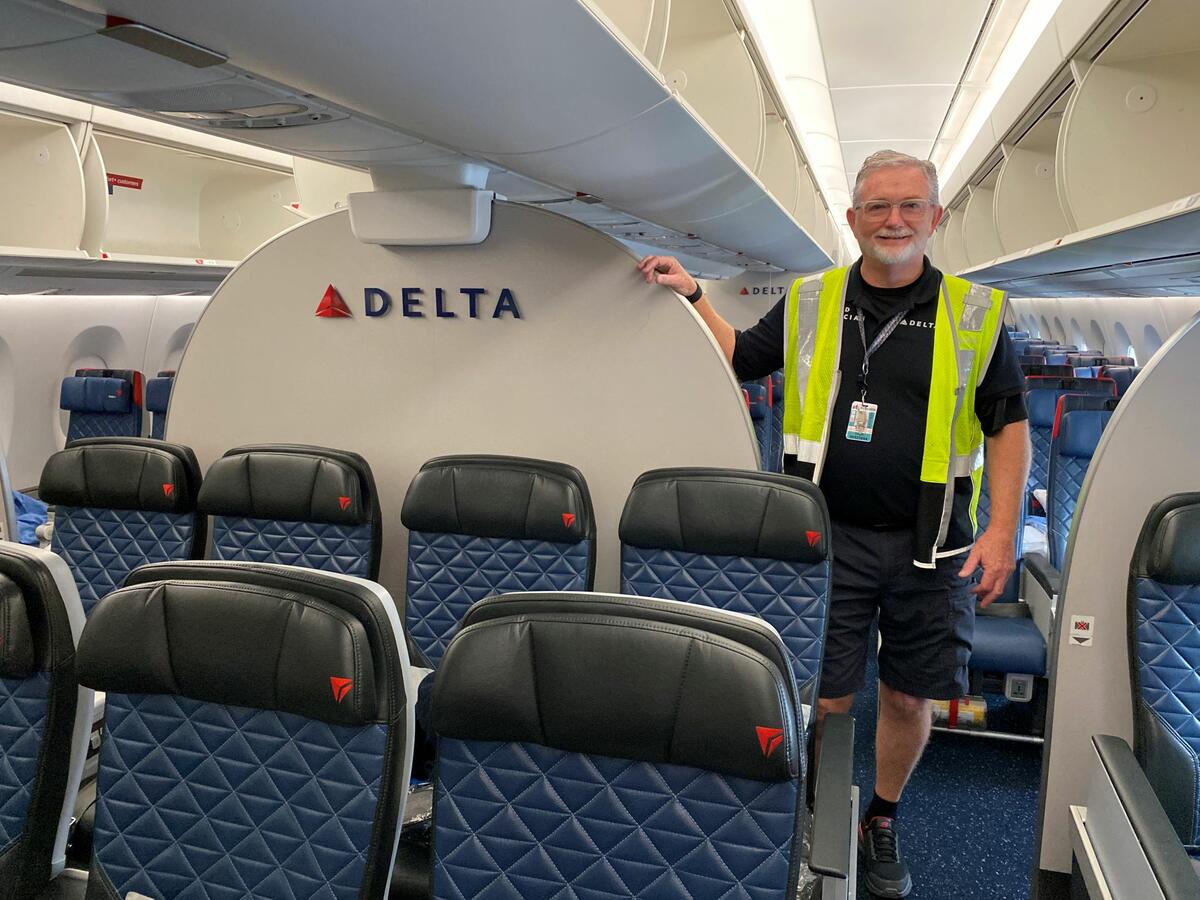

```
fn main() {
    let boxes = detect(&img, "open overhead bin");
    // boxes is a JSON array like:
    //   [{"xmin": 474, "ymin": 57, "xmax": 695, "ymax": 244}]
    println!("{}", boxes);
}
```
[
  {"xmin": 993, "ymin": 93, "xmax": 1073, "ymax": 254},
  {"xmin": 0, "ymin": 109, "xmax": 86, "ymax": 258},
  {"xmin": 961, "ymin": 180, "xmax": 1004, "ymax": 269},
  {"xmin": 0, "ymin": 0, "xmax": 831, "ymax": 274}
]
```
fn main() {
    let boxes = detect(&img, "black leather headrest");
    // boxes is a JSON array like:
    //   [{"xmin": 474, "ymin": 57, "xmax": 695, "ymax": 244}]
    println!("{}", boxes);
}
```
[
  {"xmin": 198, "ymin": 444, "xmax": 379, "ymax": 526},
  {"xmin": 434, "ymin": 592, "xmax": 798, "ymax": 782},
  {"xmin": 402, "ymin": 455, "xmax": 594, "ymax": 544},
  {"xmin": 0, "ymin": 574, "xmax": 35, "ymax": 678},
  {"xmin": 77, "ymin": 561, "xmax": 405, "ymax": 725},
  {"xmin": 39, "ymin": 438, "xmax": 202, "ymax": 513},
  {"xmin": 620, "ymin": 467, "xmax": 830, "ymax": 562},
  {"xmin": 1135, "ymin": 494, "xmax": 1200, "ymax": 586}
]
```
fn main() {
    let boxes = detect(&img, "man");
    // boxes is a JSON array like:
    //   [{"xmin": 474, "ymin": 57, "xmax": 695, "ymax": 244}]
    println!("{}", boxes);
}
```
[{"xmin": 638, "ymin": 150, "xmax": 1029, "ymax": 899}]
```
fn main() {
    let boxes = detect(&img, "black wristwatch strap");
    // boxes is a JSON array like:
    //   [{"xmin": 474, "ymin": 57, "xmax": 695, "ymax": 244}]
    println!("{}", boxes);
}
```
[{"xmin": 685, "ymin": 282, "xmax": 704, "ymax": 303}]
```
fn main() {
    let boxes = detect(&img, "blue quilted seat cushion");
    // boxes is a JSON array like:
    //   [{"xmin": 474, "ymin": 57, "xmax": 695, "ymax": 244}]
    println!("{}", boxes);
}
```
[
  {"xmin": 433, "ymin": 738, "xmax": 799, "ymax": 900},
  {"xmin": 622, "ymin": 545, "xmax": 829, "ymax": 692},
  {"xmin": 970, "ymin": 616, "xmax": 1046, "ymax": 676},
  {"xmin": 1134, "ymin": 578, "xmax": 1200, "ymax": 762},
  {"xmin": 52, "ymin": 507, "xmax": 197, "ymax": 616},
  {"xmin": 93, "ymin": 692, "xmax": 388, "ymax": 900},
  {"xmin": 1048, "ymin": 411, "xmax": 1111, "ymax": 567},
  {"xmin": 212, "ymin": 516, "xmax": 374, "ymax": 577},
  {"xmin": 406, "ymin": 532, "xmax": 590, "ymax": 666},
  {"xmin": 0, "ymin": 673, "xmax": 51, "ymax": 856},
  {"xmin": 59, "ymin": 376, "xmax": 132, "ymax": 414}
]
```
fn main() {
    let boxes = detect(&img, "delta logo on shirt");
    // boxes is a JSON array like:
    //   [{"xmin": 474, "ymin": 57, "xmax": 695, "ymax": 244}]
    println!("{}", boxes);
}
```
[
  {"xmin": 739, "ymin": 286, "xmax": 787, "ymax": 296},
  {"xmin": 315, "ymin": 283, "xmax": 522, "ymax": 320}
]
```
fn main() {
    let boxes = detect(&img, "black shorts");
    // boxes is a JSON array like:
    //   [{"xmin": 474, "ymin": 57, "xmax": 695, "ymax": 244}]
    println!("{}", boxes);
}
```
[{"xmin": 819, "ymin": 520, "xmax": 975, "ymax": 701}]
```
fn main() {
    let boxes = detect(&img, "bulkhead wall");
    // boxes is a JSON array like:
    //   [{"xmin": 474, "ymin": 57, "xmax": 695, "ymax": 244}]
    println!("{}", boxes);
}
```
[{"xmin": 168, "ymin": 202, "xmax": 760, "ymax": 601}]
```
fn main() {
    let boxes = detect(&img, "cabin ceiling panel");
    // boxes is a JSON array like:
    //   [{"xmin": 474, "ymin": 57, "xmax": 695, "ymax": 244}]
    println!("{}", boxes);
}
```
[{"xmin": 831, "ymin": 85, "xmax": 956, "ymax": 141}]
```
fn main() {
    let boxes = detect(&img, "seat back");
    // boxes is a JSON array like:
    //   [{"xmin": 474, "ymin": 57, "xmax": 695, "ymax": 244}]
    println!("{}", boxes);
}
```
[
  {"xmin": 1129, "ymin": 495, "xmax": 1200, "ymax": 850},
  {"xmin": 431, "ymin": 592, "xmax": 804, "ymax": 900},
  {"xmin": 619, "ymin": 468, "xmax": 831, "ymax": 702},
  {"xmin": 0, "ymin": 543, "xmax": 92, "ymax": 899},
  {"xmin": 743, "ymin": 381, "xmax": 772, "ymax": 470},
  {"xmin": 974, "ymin": 465, "xmax": 1026, "ymax": 604},
  {"xmin": 76, "ymin": 561, "xmax": 413, "ymax": 900},
  {"xmin": 144, "ymin": 371, "xmax": 174, "ymax": 439},
  {"xmin": 1026, "ymin": 383, "xmax": 1118, "ymax": 495},
  {"xmin": 1100, "ymin": 365, "xmax": 1142, "ymax": 397},
  {"xmin": 59, "ymin": 370, "xmax": 143, "ymax": 441},
  {"xmin": 1023, "ymin": 364, "xmax": 1078, "ymax": 378},
  {"xmin": 1046, "ymin": 407, "xmax": 1113, "ymax": 567},
  {"xmin": 40, "ymin": 439, "xmax": 205, "ymax": 617},
  {"xmin": 198, "ymin": 444, "xmax": 382, "ymax": 579},
  {"xmin": 401, "ymin": 455, "xmax": 595, "ymax": 667},
  {"xmin": 770, "ymin": 370, "xmax": 784, "ymax": 473}
]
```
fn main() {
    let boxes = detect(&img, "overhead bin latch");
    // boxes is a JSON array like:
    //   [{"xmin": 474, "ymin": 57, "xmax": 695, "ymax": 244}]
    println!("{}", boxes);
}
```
[{"xmin": 349, "ymin": 163, "xmax": 494, "ymax": 246}]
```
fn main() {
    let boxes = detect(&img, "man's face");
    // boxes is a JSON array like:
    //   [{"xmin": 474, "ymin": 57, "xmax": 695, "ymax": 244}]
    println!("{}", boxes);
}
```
[{"xmin": 847, "ymin": 166, "xmax": 944, "ymax": 266}]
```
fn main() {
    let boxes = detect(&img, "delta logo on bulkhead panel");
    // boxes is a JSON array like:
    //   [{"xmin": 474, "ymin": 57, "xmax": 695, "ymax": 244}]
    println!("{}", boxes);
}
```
[{"xmin": 314, "ymin": 283, "xmax": 522, "ymax": 320}]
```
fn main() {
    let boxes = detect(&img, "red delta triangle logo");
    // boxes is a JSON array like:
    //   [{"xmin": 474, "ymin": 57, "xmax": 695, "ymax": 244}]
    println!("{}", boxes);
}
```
[
  {"xmin": 806, "ymin": 531, "xmax": 821, "ymax": 549},
  {"xmin": 338, "ymin": 496, "xmax": 352, "ymax": 511},
  {"xmin": 330, "ymin": 676, "xmax": 354, "ymax": 703},
  {"xmin": 756, "ymin": 726, "xmax": 784, "ymax": 758},
  {"xmin": 315, "ymin": 284, "xmax": 353, "ymax": 319},
  {"xmin": 162, "ymin": 484, "xmax": 175, "ymax": 498},
  {"xmin": 740, "ymin": 287, "xmax": 749, "ymax": 295},
  {"xmin": 561, "ymin": 512, "xmax": 576, "ymax": 528}
]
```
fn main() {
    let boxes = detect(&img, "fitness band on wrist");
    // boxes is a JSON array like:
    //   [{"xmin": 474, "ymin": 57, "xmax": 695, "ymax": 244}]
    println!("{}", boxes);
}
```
[{"xmin": 684, "ymin": 283, "xmax": 704, "ymax": 303}]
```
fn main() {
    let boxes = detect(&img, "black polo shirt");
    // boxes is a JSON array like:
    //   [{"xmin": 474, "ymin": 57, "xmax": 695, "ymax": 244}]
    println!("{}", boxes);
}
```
[{"xmin": 732, "ymin": 257, "xmax": 1026, "ymax": 530}]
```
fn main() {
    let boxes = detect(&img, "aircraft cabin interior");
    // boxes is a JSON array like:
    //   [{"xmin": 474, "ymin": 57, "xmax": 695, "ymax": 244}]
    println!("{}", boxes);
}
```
[{"xmin": 0, "ymin": 0, "xmax": 1198, "ymax": 898}]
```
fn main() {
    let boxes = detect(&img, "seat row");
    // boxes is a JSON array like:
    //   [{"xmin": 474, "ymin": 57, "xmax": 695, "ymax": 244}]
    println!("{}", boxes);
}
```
[
  {"xmin": 741, "ymin": 369, "xmax": 784, "ymax": 473},
  {"xmin": 37, "ymin": 440, "xmax": 833, "ymax": 698},
  {"xmin": 58, "ymin": 369, "xmax": 175, "ymax": 441}
]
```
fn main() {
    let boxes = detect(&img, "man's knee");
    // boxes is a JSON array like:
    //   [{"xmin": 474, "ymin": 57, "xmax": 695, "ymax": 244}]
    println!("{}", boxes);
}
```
[
  {"xmin": 817, "ymin": 695, "xmax": 854, "ymax": 720},
  {"xmin": 879, "ymin": 683, "xmax": 929, "ymax": 719}
]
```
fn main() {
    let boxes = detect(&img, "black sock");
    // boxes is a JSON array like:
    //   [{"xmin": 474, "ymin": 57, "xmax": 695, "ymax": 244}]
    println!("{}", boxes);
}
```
[{"xmin": 865, "ymin": 792, "xmax": 898, "ymax": 823}]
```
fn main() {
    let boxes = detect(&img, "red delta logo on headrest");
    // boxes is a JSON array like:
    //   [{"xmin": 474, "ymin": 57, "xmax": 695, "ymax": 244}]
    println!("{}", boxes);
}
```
[
  {"xmin": 330, "ymin": 676, "xmax": 354, "ymax": 703},
  {"xmin": 162, "ymin": 484, "xmax": 175, "ymax": 498},
  {"xmin": 756, "ymin": 725, "xmax": 784, "ymax": 758},
  {"xmin": 315, "ymin": 284, "xmax": 353, "ymax": 319},
  {"xmin": 561, "ymin": 512, "xmax": 576, "ymax": 528},
  {"xmin": 740, "ymin": 287, "xmax": 749, "ymax": 295},
  {"xmin": 806, "ymin": 531, "xmax": 822, "ymax": 549},
  {"xmin": 338, "ymin": 496, "xmax": 352, "ymax": 511}
]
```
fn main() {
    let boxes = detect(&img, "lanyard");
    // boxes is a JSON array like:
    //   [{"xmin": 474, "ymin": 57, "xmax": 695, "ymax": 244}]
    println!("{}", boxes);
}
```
[{"xmin": 855, "ymin": 307, "xmax": 907, "ymax": 401}]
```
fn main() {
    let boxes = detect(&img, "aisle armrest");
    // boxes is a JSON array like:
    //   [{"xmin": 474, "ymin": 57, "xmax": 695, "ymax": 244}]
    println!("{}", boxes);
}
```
[
  {"xmin": 1025, "ymin": 552, "xmax": 1060, "ymax": 599},
  {"xmin": 809, "ymin": 712, "xmax": 856, "ymax": 880},
  {"xmin": 1023, "ymin": 552, "xmax": 1059, "ymax": 642},
  {"xmin": 1090, "ymin": 735, "xmax": 1200, "ymax": 898}
]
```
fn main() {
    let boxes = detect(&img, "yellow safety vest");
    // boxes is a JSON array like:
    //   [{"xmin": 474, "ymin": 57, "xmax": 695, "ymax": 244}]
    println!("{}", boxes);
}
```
[{"xmin": 781, "ymin": 266, "xmax": 1007, "ymax": 566}]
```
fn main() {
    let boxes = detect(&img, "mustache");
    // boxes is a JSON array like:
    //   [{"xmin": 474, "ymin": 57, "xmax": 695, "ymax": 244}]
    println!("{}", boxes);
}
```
[{"xmin": 875, "ymin": 228, "xmax": 915, "ymax": 238}]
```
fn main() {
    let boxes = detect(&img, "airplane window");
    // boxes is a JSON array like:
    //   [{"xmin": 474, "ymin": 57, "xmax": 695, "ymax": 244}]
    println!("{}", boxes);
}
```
[
  {"xmin": 1070, "ymin": 318, "xmax": 1085, "ymax": 349},
  {"xmin": 1089, "ymin": 321, "xmax": 1106, "ymax": 352},
  {"xmin": 1040, "ymin": 315, "xmax": 1052, "ymax": 338},
  {"xmin": 1127, "ymin": 345, "xmax": 1137, "ymax": 363},
  {"xmin": 1053, "ymin": 316, "xmax": 1067, "ymax": 344},
  {"xmin": 1113, "ymin": 321, "xmax": 1134, "ymax": 359},
  {"xmin": 1144, "ymin": 324, "xmax": 1162, "ymax": 356}
]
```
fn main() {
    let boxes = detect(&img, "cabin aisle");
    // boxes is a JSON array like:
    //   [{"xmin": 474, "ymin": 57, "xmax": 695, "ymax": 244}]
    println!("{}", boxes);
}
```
[{"xmin": 848, "ymin": 631, "xmax": 1042, "ymax": 899}]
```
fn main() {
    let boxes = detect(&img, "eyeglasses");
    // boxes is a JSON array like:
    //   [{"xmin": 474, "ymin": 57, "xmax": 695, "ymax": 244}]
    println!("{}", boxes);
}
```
[{"xmin": 855, "ymin": 199, "xmax": 935, "ymax": 222}]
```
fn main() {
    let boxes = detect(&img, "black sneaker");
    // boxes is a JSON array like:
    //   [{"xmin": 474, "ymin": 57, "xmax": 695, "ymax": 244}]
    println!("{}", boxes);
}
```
[{"xmin": 859, "ymin": 816, "xmax": 913, "ymax": 898}]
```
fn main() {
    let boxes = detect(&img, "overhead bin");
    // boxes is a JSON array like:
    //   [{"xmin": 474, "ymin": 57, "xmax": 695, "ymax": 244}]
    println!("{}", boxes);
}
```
[
  {"xmin": 961, "ymin": 183, "xmax": 1004, "ymax": 269},
  {"xmin": 1056, "ymin": 0, "xmax": 1200, "ymax": 231},
  {"xmin": 591, "ymin": 0, "xmax": 670, "ymax": 69},
  {"xmin": 758, "ymin": 113, "xmax": 802, "ymax": 222},
  {"xmin": 94, "ymin": 133, "xmax": 297, "ymax": 264},
  {"xmin": 0, "ymin": 109, "xmax": 86, "ymax": 257},
  {"xmin": 993, "ymin": 96, "xmax": 1073, "ymax": 254},
  {"xmin": 941, "ymin": 204, "xmax": 969, "ymax": 276}
]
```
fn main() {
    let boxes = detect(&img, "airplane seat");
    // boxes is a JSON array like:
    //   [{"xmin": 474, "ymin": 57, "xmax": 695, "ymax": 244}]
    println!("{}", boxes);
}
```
[
  {"xmin": 1024, "ymin": 364, "xmax": 1078, "ymax": 379},
  {"xmin": 1045, "ymin": 352, "xmax": 1069, "ymax": 365},
  {"xmin": 1046, "ymin": 403, "xmax": 1115, "ymax": 569},
  {"xmin": 74, "ymin": 560, "xmax": 412, "ymax": 900},
  {"xmin": 1025, "ymin": 389, "xmax": 1062, "ymax": 499},
  {"xmin": 197, "ymin": 444, "xmax": 382, "ymax": 578},
  {"xmin": 399, "ymin": 455, "xmax": 595, "ymax": 669},
  {"xmin": 1100, "ymin": 364, "xmax": 1142, "ymax": 397},
  {"xmin": 143, "ymin": 372, "xmax": 174, "ymax": 440},
  {"xmin": 968, "ymin": 616, "xmax": 1046, "ymax": 681},
  {"xmin": 770, "ymin": 369, "xmax": 784, "ymax": 473},
  {"xmin": 38, "ymin": 438, "xmax": 205, "ymax": 618},
  {"xmin": 428, "ymin": 591, "xmax": 855, "ymax": 898},
  {"xmin": 1081, "ymin": 494, "xmax": 1200, "ymax": 891},
  {"xmin": 742, "ymin": 380, "xmax": 772, "ymax": 470},
  {"xmin": 1073, "ymin": 366, "xmax": 1099, "ymax": 378},
  {"xmin": 0, "ymin": 544, "xmax": 91, "ymax": 900},
  {"xmin": 972, "ymin": 465, "xmax": 1026, "ymax": 606},
  {"xmin": 58, "ymin": 370, "xmax": 143, "ymax": 442},
  {"xmin": 618, "ymin": 467, "xmax": 831, "ymax": 715}
]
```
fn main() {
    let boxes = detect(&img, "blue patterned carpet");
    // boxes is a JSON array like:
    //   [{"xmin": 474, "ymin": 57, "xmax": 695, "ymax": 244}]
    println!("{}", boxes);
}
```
[{"xmin": 848, "ymin": 638, "xmax": 1042, "ymax": 899}]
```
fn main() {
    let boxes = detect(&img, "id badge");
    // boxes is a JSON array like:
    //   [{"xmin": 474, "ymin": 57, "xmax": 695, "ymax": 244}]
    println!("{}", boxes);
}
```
[{"xmin": 846, "ymin": 400, "xmax": 878, "ymax": 442}]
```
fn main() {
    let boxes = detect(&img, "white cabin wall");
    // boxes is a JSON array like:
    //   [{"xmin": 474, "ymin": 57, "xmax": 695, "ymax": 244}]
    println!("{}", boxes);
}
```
[
  {"xmin": 1009, "ymin": 296, "xmax": 1200, "ymax": 363},
  {"xmin": 0, "ymin": 293, "xmax": 208, "ymax": 489}
]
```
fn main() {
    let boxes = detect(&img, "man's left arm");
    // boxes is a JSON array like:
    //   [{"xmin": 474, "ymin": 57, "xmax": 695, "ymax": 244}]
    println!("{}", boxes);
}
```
[{"xmin": 960, "ymin": 419, "xmax": 1031, "ymax": 606}]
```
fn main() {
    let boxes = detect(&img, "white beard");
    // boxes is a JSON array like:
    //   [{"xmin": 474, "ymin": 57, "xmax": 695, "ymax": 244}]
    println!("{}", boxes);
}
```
[{"xmin": 863, "ymin": 231, "xmax": 925, "ymax": 265}]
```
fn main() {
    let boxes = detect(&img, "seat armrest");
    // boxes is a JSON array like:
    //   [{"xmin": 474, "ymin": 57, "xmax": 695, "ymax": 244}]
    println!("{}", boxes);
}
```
[
  {"xmin": 1092, "ymin": 735, "xmax": 1200, "ymax": 899},
  {"xmin": 809, "ymin": 712, "xmax": 855, "ymax": 880},
  {"xmin": 1024, "ymin": 552, "xmax": 1060, "ymax": 599}
]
